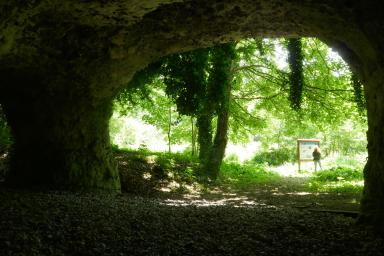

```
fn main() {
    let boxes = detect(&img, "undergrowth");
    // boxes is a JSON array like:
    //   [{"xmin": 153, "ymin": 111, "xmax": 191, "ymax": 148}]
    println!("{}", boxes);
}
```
[
  {"xmin": 307, "ymin": 167, "xmax": 364, "ymax": 193},
  {"xmin": 249, "ymin": 147, "xmax": 294, "ymax": 166},
  {"xmin": 113, "ymin": 147, "xmax": 366, "ymax": 195},
  {"xmin": 114, "ymin": 147, "xmax": 283, "ymax": 194},
  {"xmin": 114, "ymin": 147, "xmax": 200, "ymax": 195},
  {"xmin": 218, "ymin": 162, "xmax": 281, "ymax": 189}
]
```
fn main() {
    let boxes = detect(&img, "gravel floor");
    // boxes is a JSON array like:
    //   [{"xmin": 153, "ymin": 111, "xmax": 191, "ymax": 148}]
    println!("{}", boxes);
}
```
[{"xmin": 0, "ymin": 186, "xmax": 383, "ymax": 256}]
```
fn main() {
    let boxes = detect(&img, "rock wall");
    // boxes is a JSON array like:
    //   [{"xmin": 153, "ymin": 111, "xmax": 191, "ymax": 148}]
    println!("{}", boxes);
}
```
[{"xmin": 0, "ymin": 2, "xmax": 383, "ymax": 228}]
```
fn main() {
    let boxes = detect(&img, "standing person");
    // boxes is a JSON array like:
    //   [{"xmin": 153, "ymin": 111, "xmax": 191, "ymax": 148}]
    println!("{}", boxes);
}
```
[{"xmin": 312, "ymin": 146, "xmax": 322, "ymax": 171}]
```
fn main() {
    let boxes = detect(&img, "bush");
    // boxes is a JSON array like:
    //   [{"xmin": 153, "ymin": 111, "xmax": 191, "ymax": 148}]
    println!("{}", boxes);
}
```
[
  {"xmin": 311, "ymin": 167, "xmax": 363, "ymax": 182},
  {"xmin": 249, "ymin": 147, "xmax": 294, "ymax": 166},
  {"xmin": 224, "ymin": 154, "xmax": 240, "ymax": 163},
  {"xmin": 114, "ymin": 148, "xmax": 199, "ymax": 194},
  {"xmin": 307, "ymin": 167, "xmax": 364, "ymax": 193},
  {"xmin": 114, "ymin": 147, "xmax": 284, "ymax": 193},
  {"xmin": 155, "ymin": 152, "xmax": 199, "ymax": 184},
  {"xmin": 219, "ymin": 162, "xmax": 281, "ymax": 189}
]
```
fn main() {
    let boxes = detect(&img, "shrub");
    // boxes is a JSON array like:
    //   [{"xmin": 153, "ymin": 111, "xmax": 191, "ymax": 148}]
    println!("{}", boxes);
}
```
[
  {"xmin": 114, "ymin": 148, "xmax": 199, "ymax": 194},
  {"xmin": 311, "ymin": 167, "xmax": 363, "ymax": 182},
  {"xmin": 307, "ymin": 167, "xmax": 364, "ymax": 193},
  {"xmin": 224, "ymin": 154, "xmax": 240, "ymax": 164},
  {"xmin": 249, "ymin": 147, "xmax": 294, "ymax": 166},
  {"xmin": 219, "ymin": 162, "xmax": 281, "ymax": 189}
]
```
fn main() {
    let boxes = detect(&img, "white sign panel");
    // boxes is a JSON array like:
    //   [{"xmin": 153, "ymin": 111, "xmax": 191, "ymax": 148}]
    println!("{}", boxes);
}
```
[{"xmin": 298, "ymin": 140, "xmax": 320, "ymax": 161}]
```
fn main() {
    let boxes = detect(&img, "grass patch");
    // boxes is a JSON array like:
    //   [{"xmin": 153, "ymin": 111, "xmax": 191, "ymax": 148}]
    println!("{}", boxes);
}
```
[
  {"xmin": 307, "ymin": 167, "xmax": 364, "ymax": 193},
  {"xmin": 219, "ymin": 162, "xmax": 281, "ymax": 189},
  {"xmin": 312, "ymin": 167, "xmax": 363, "ymax": 182},
  {"xmin": 249, "ymin": 147, "xmax": 294, "ymax": 166}
]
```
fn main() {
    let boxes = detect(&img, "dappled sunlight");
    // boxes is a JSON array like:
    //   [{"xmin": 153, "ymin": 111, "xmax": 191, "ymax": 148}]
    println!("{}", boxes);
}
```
[
  {"xmin": 113, "ymin": 146, "xmax": 364, "ymax": 217},
  {"xmin": 160, "ymin": 197, "xmax": 271, "ymax": 208},
  {"xmin": 154, "ymin": 175, "xmax": 360, "ymax": 211},
  {"xmin": 271, "ymin": 192, "xmax": 285, "ymax": 196},
  {"xmin": 286, "ymin": 192, "xmax": 312, "ymax": 196},
  {"xmin": 309, "ymin": 180, "xmax": 364, "ymax": 193},
  {"xmin": 120, "ymin": 161, "xmax": 129, "ymax": 166},
  {"xmin": 145, "ymin": 155, "xmax": 157, "ymax": 164},
  {"xmin": 143, "ymin": 172, "xmax": 152, "ymax": 180}
]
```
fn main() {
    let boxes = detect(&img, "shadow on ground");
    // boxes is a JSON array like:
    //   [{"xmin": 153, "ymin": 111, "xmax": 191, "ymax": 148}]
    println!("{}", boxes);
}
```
[{"xmin": 0, "ymin": 151, "xmax": 381, "ymax": 255}]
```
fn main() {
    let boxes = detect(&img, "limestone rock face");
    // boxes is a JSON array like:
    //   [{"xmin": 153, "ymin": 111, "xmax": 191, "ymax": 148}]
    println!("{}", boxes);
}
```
[
  {"xmin": 0, "ymin": 2, "xmax": 383, "ymax": 227},
  {"xmin": 1, "ymin": 1, "xmax": 383, "ymax": 90}
]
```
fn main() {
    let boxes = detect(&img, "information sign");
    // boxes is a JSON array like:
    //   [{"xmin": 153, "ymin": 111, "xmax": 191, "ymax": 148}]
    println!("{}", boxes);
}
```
[{"xmin": 297, "ymin": 139, "xmax": 320, "ymax": 169}]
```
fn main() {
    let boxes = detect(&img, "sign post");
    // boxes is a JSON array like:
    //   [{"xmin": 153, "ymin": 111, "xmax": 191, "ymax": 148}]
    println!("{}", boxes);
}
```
[{"xmin": 297, "ymin": 139, "xmax": 320, "ymax": 171}]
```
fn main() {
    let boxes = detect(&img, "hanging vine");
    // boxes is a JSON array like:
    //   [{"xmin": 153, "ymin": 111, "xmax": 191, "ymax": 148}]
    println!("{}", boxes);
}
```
[
  {"xmin": 351, "ymin": 73, "xmax": 366, "ymax": 114},
  {"xmin": 287, "ymin": 38, "xmax": 304, "ymax": 111}
]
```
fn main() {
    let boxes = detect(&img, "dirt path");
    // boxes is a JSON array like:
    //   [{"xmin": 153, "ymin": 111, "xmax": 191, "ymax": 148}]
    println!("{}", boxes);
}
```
[{"xmin": 159, "ymin": 177, "xmax": 361, "ymax": 214}]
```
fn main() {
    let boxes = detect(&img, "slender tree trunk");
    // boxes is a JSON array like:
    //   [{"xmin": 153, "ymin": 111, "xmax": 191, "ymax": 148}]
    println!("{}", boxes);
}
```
[
  {"xmin": 197, "ymin": 113, "xmax": 213, "ymax": 167},
  {"xmin": 168, "ymin": 105, "xmax": 172, "ymax": 153},
  {"xmin": 359, "ymin": 69, "xmax": 384, "ymax": 233},
  {"xmin": 204, "ymin": 43, "xmax": 236, "ymax": 180},
  {"xmin": 206, "ymin": 103, "xmax": 230, "ymax": 179},
  {"xmin": 191, "ymin": 117, "xmax": 197, "ymax": 156}
]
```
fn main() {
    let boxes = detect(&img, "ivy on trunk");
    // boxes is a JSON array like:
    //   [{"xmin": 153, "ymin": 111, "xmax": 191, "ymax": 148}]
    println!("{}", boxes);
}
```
[{"xmin": 162, "ymin": 43, "xmax": 236, "ymax": 180}]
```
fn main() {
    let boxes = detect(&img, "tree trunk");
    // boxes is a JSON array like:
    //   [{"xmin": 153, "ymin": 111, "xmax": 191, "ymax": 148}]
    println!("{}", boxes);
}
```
[
  {"xmin": 206, "ymin": 105, "xmax": 230, "ymax": 179},
  {"xmin": 191, "ymin": 117, "xmax": 197, "ymax": 156},
  {"xmin": 168, "ymin": 105, "xmax": 172, "ymax": 153},
  {"xmin": 197, "ymin": 114, "xmax": 213, "ymax": 167},
  {"xmin": 359, "ymin": 69, "xmax": 384, "ymax": 233},
  {"xmin": 1, "ymin": 72, "xmax": 120, "ymax": 191},
  {"xmin": 204, "ymin": 43, "xmax": 235, "ymax": 180}
]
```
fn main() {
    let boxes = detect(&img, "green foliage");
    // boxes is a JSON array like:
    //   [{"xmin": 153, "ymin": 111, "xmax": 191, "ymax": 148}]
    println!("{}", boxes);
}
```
[
  {"xmin": 332, "ymin": 154, "xmax": 366, "ymax": 168},
  {"xmin": 112, "ymin": 79, "xmax": 193, "ymax": 150},
  {"xmin": 325, "ymin": 124, "xmax": 367, "ymax": 155},
  {"xmin": 112, "ymin": 37, "xmax": 367, "ymax": 165},
  {"xmin": 163, "ymin": 48, "xmax": 210, "ymax": 116},
  {"xmin": 115, "ymin": 61, "xmax": 164, "ymax": 109},
  {"xmin": 161, "ymin": 43, "xmax": 238, "ymax": 179},
  {"xmin": 109, "ymin": 114, "xmax": 137, "ymax": 148},
  {"xmin": 307, "ymin": 167, "xmax": 363, "ymax": 193},
  {"xmin": 207, "ymin": 43, "xmax": 236, "ymax": 111},
  {"xmin": 219, "ymin": 161, "xmax": 281, "ymax": 189},
  {"xmin": 128, "ymin": 61, "xmax": 163, "ymax": 91},
  {"xmin": 249, "ymin": 147, "xmax": 294, "ymax": 166},
  {"xmin": 245, "ymin": 38, "xmax": 366, "ymax": 157},
  {"xmin": 351, "ymin": 73, "xmax": 366, "ymax": 114},
  {"xmin": 311, "ymin": 167, "xmax": 363, "ymax": 182},
  {"xmin": 114, "ymin": 147, "xmax": 284, "ymax": 193},
  {"xmin": 114, "ymin": 148, "xmax": 199, "ymax": 194},
  {"xmin": 307, "ymin": 180, "xmax": 363, "ymax": 193},
  {"xmin": 224, "ymin": 153, "xmax": 240, "ymax": 163}
]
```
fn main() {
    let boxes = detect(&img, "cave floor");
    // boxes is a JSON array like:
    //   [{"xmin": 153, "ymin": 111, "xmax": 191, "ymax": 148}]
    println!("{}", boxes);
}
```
[{"xmin": 0, "ymin": 178, "xmax": 382, "ymax": 256}]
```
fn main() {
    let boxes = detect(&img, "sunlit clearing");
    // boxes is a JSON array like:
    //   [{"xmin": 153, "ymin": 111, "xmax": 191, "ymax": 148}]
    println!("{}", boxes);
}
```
[{"xmin": 110, "ymin": 114, "xmax": 188, "ymax": 152}]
